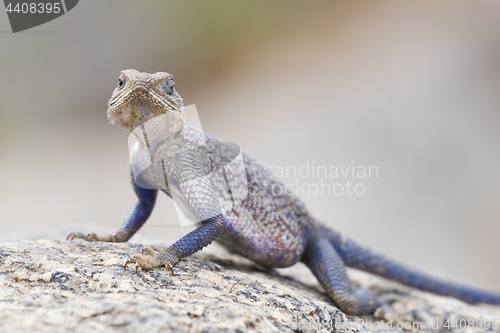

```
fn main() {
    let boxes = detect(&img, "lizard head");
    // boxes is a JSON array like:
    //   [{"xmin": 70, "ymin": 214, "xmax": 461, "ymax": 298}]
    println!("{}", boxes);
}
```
[{"xmin": 107, "ymin": 69, "xmax": 185, "ymax": 131}]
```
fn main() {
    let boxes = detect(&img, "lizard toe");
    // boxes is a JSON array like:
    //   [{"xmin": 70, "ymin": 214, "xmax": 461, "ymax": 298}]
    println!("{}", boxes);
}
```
[
  {"xmin": 85, "ymin": 232, "xmax": 99, "ymax": 241},
  {"xmin": 66, "ymin": 232, "xmax": 87, "ymax": 241},
  {"xmin": 66, "ymin": 232, "xmax": 101, "ymax": 242},
  {"xmin": 141, "ymin": 247, "xmax": 156, "ymax": 256}
]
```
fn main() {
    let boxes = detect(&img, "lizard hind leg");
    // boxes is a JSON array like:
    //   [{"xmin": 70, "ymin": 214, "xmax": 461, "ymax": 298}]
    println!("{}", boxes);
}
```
[{"xmin": 301, "ymin": 235, "xmax": 381, "ymax": 315}]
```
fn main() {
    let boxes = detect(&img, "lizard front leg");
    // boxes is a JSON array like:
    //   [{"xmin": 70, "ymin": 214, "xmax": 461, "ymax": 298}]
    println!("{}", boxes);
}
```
[
  {"xmin": 124, "ymin": 149, "xmax": 228, "ymax": 272},
  {"xmin": 125, "ymin": 214, "xmax": 225, "ymax": 272},
  {"xmin": 67, "ymin": 171, "xmax": 158, "ymax": 242}
]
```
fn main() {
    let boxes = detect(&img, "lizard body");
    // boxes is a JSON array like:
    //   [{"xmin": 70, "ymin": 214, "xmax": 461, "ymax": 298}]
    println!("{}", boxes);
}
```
[{"xmin": 68, "ymin": 69, "xmax": 500, "ymax": 315}]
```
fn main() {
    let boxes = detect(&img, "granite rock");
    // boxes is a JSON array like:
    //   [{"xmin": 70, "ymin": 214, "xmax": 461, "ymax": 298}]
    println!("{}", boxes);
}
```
[{"xmin": 0, "ymin": 232, "xmax": 499, "ymax": 333}]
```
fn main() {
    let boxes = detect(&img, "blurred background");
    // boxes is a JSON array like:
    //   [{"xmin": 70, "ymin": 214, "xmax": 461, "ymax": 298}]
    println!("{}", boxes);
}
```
[{"xmin": 1, "ymin": 1, "xmax": 499, "ymax": 291}]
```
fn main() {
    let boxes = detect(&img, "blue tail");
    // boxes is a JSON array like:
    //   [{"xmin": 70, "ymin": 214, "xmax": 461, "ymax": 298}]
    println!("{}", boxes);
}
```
[{"xmin": 330, "ymin": 233, "xmax": 500, "ymax": 305}]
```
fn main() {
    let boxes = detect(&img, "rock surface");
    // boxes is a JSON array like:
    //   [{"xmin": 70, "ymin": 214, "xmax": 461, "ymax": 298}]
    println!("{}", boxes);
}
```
[{"xmin": 0, "ymin": 229, "xmax": 499, "ymax": 333}]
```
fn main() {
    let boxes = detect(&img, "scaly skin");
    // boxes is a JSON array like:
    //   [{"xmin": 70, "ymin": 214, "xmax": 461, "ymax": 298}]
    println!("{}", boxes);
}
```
[{"xmin": 68, "ymin": 69, "xmax": 500, "ymax": 315}]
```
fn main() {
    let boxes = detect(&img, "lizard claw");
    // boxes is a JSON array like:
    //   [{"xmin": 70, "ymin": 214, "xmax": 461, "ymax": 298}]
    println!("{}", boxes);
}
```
[
  {"xmin": 124, "ymin": 260, "xmax": 140, "ymax": 274},
  {"xmin": 66, "ymin": 232, "xmax": 99, "ymax": 242},
  {"xmin": 67, "ymin": 232, "xmax": 87, "ymax": 241},
  {"xmin": 66, "ymin": 231, "xmax": 122, "ymax": 242}
]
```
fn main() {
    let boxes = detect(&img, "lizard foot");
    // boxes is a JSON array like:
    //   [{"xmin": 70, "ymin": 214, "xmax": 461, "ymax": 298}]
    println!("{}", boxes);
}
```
[
  {"xmin": 374, "ymin": 303, "xmax": 424, "ymax": 332},
  {"xmin": 67, "ymin": 232, "xmax": 118, "ymax": 242},
  {"xmin": 125, "ymin": 247, "xmax": 175, "ymax": 274},
  {"xmin": 374, "ymin": 303, "xmax": 397, "ymax": 322}
]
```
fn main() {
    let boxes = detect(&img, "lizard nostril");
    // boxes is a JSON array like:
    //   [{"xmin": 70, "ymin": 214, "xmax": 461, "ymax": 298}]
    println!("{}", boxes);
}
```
[{"xmin": 133, "ymin": 86, "xmax": 148, "ymax": 95}]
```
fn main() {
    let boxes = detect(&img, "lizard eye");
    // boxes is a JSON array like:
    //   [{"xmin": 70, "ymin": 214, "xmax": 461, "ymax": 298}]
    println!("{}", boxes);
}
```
[
  {"xmin": 118, "ymin": 77, "xmax": 125, "ymax": 88},
  {"xmin": 164, "ymin": 79, "xmax": 174, "ymax": 95}
]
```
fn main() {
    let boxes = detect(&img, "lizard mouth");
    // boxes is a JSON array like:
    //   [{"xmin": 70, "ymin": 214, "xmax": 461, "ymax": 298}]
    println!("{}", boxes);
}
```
[
  {"xmin": 107, "ymin": 88, "xmax": 166, "ymax": 130},
  {"xmin": 108, "ymin": 85, "xmax": 149, "ymax": 107}
]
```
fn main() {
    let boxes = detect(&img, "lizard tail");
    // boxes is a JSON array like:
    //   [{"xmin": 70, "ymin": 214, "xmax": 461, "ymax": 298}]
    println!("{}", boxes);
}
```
[{"xmin": 327, "ymin": 231, "xmax": 500, "ymax": 305}]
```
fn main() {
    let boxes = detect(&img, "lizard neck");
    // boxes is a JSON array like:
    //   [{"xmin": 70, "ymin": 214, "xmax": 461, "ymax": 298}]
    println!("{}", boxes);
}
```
[{"xmin": 131, "ymin": 113, "xmax": 209, "ymax": 163}]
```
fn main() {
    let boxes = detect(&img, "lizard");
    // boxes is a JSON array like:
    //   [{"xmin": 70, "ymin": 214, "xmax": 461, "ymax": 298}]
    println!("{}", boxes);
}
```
[{"xmin": 68, "ymin": 69, "xmax": 500, "ymax": 316}]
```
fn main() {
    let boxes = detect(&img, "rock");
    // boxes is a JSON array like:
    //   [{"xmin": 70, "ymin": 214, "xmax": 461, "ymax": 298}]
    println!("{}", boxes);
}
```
[{"xmin": 0, "ymin": 231, "xmax": 499, "ymax": 332}]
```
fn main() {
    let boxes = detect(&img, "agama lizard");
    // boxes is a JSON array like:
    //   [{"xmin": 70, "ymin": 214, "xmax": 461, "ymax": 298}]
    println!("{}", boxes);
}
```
[{"xmin": 68, "ymin": 69, "xmax": 500, "ymax": 315}]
